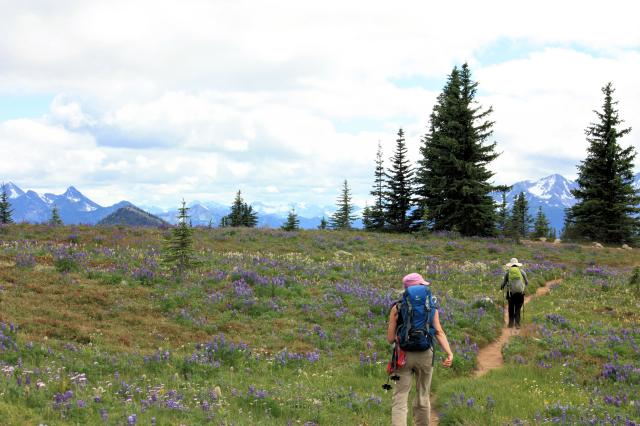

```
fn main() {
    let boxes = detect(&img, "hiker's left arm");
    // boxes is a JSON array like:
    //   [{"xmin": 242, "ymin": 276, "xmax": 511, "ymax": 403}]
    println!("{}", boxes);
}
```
[
  {"xmin": 522, "ymin": 270, "xmax": 529, "ymax": 286},
  {"xmin": 433, "ymin": 310, "xmax": 453, "ymax": 368},
  {"xmin": 500, "ymin": 271, "xmax": 508, "ymax": 289},
  {"xmin": 386, "ymin": 305, "xmax": 398, "ymax": 344}
]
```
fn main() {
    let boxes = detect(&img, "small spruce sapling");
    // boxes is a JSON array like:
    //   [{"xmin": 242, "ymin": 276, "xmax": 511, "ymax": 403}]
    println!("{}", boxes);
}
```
[
  {"xmin": 281, "ymin": 208, "xmax": 300, "ymax": 231},
  {"xmin": 162, "ymin": 200, "xmax": 198, "ymax": 279}
]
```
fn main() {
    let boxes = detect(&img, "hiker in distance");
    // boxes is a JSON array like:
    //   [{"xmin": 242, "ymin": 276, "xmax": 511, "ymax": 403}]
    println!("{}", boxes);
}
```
[
  {"xmin": 500, "ymin": 257, "xmax": 529, "ymax": 329},
  {"xmin": 386, "ymin": 273, "xmax": 454, "ymax": 426}
]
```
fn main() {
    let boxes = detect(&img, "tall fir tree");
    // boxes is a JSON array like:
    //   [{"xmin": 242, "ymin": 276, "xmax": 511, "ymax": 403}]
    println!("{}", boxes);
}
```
[
  {"xmin": 221, "ymin": 190, "xmax": 258, "ymax": 227},
  {"xmin": 163, "ymin": 200, "xmax": 196, "ymax": 278},
  {"xmin": 281, "ymin": 208, "xmax": 300, "ymax": 231},
  {"xmin": 565, "ymin": 83, "xmax": 639, "ymax": 243},
  {"xmin": 531, "ymin": 207, "xmax": 551, "ymax": 239},
  {"xmin": 0, "ymin": 183, "xmax": 13, "ymax": 224},
  {"xmin": 416, "ymin": 64, "xmax": 499, "ymax": 236},
  {"xmin": 49, "ymin": 205, "xmax": 63, "ymax": 226},
  {"xmin": 509, "ymin": 192, "xmax": 532, "ymax": 239},
  {"xmin": 368, "ymin": 142, "xmax": 386, "ymax": 230},
  {"xmin": 330, "ymin": 180, "xmax": 355, "ymax": 230},
  {"xmin": 384, "ymin": 128, "xmax": 414, "ymax": 232}
]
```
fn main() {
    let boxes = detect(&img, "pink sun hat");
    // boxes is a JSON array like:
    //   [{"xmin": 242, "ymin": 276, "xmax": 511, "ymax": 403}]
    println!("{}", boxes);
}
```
[{"xmin": 402, "ymin": 272, "xmax": 430, "ymax": 288}]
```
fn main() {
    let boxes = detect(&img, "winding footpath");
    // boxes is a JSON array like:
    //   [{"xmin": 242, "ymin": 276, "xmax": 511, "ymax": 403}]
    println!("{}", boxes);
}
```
[{"xmin": 429, "ymin": 279, "xmax": 562, "ymax": 425}]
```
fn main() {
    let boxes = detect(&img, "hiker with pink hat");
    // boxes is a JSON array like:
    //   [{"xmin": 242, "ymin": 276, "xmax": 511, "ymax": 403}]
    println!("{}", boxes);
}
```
[{"xmin": 386, "ymin": 272, "xmax": 453, "ymax": 426}]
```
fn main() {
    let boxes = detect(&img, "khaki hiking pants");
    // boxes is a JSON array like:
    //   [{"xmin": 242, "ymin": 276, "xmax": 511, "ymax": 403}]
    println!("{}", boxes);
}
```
[{"xmin": 391, "ymin": 348, "xmax": 434, "ymax": 426}]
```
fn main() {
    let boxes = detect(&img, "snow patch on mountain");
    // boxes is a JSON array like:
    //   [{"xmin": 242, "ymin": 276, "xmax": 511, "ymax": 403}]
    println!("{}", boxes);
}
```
[
  {"xmin": 1, "ymin": 182, "xmax": 25, "ymax": 199},
  {"xmin": 527, "ymin": 181, "xmax": 551, "ymax": 199}
]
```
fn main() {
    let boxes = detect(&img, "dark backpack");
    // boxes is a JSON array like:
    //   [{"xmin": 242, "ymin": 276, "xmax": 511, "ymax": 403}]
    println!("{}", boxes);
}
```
[{"xmin": 396, "ymin": 285, "xmax": 437, "ymax": 352}]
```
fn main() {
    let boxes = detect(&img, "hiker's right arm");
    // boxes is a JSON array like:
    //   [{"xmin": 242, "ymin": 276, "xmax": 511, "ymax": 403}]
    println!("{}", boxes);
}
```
[
  {"xmin": 386, "ymin": 305, "xmax": 398, "ymax": 344},
  {"xmin": 433, "ymin": 310, "xmax": 453, "ymax": 368}
]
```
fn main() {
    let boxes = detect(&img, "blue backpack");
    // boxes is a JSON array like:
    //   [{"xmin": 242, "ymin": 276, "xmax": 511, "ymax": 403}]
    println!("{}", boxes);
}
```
[{"xmin": 396, "ymin": 285, "xmax": 437, "ymax": 352}]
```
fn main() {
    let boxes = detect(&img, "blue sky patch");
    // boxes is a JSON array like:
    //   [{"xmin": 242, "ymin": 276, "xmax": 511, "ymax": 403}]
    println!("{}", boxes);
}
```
[
  {"xmin": 389, "ymin": 74, "xmax": 445, "ymax": 91},
  {"xmin": 475, "ymin": 38, "xmax": 542, "ymax": 66},
  {"xmin": 0, "ymin": 94, "xmax": 53, "ymax": 121}
]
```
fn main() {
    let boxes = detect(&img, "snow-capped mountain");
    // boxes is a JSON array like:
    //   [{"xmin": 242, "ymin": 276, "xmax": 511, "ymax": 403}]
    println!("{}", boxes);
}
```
[
  {"xmin": 1, "ymin": 182, "xmax": 131, "ymax": 224},
  {"xmin": 493, "ymin": 174, "xmax": 579, "ymax": 232},
  {"xmin": 497, "ymin": 172, "xmax": 640, "ymax": 232},
  {"xmin": 2, "ymin": 182, "xmax": 25, "ymax": 199},
  {"xmin": 508, "ymin": 174, "xmax": 577, "ymax": 208}
]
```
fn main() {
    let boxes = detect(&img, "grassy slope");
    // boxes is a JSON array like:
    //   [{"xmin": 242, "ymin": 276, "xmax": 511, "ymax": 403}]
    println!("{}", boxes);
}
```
[{"xmin": 0, "ymin": 224, "xmax": 638, "ymax": 425}]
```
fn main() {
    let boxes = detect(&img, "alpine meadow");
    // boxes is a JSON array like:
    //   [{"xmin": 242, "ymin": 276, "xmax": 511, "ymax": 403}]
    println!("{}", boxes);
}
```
[{"xmin": 2, "ymin": 2, "xmax": 640, "ymax": 426}]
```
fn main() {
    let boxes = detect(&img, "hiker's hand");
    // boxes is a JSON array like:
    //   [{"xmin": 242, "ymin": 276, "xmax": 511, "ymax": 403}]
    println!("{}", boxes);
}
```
[{"xmin": 442, "ymin": 353, "xmax": 453, "ymax": 368}]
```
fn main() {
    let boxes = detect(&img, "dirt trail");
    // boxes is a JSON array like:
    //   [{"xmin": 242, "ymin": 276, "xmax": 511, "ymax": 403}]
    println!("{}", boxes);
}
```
[
  {"xmin": 474, "ymin": 279, "xmax": 562, "ymax": 377},
  {"xmin": 429, "ymin": 279, "xmax": 561, "ymax": 425}
]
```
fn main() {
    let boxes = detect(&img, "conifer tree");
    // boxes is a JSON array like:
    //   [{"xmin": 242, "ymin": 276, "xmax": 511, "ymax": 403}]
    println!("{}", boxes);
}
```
[
  {"xmin": 241, "ymin": 204, "xmax": 258, "ymax": 228},
  {"xmin": 318, "ymin": 216, "xmax": 328, "ymax": 230},
  {"xmin": 531, "ymin": 206, "xmax": 550, "ymax": 239},
  {"xmin": 0, "ymin": 183, "xmax": 13, "ymax": 224},
  {"xmin": 495, "ymin": 185, "xmax": 511, "ymax": 236},
  {"xmin": 362, "ymin": 203, "xmax": 374, "ymax": 231},
  {"xmin": 281, "ymin": 208, "xmax": 300, "ymax": 231},
  {"xmin": 384, "ymin": 128, "xmax": 414, "ymax": 232},
  {"xmin": 330, "ymin": 180, "xmax": 355, "ymax": 230},
  {"xmin": 163, "ymin": 200, "xmax": 197, "ymax": 278},
  {"xmin": 49, "ymin": 205, "xmax": 63, "ymax": 226},
  {"xmin": 368, "ymin": 142, "xmax": 386, "ymax": 230},
  {"xmin": 221, "ymin": 190, "xmax": 258, "ymax": 227},
  {"xmin": 566, "ymin": 83, "xmax": 639, "ymax": 243},
  {"xmin": 509, "ymin": 192, "xmax": 532, "ymax": 239},
  {"xmin": 416, "ymin": 64, "xmax": 499, "ymax": 236}
]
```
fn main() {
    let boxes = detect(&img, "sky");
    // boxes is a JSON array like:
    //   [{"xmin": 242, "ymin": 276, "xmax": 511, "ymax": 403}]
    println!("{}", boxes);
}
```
[{"xmin": 0, "ymin": 0, "xmax": 639, "ymax": 209}]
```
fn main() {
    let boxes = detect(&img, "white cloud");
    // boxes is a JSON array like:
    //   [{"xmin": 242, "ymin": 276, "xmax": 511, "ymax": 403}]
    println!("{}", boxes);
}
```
[{"xmin": 0, "ymin": 1, "xmax": 639, "ymax": 208}]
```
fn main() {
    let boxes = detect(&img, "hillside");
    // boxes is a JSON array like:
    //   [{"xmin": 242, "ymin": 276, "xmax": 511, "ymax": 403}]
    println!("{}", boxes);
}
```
[
  {"xmin": 97, "ymin": 205, "xmax": 168, "ymax": 227},
  {"xmin": 0, "ymin": 225, "xmax": 638, "ymax": 424}
]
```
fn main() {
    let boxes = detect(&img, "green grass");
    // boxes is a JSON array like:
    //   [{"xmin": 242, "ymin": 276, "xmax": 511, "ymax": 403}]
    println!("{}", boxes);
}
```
[{"xmin": 0, "ymin": 224, "xmax": 638, "ymax": 424}]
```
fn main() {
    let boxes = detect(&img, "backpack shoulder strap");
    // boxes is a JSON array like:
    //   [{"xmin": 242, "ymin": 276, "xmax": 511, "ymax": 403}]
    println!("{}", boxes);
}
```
[{"xmin": 425, "ymin": 288, "xmax": 437, "ymax": 331}]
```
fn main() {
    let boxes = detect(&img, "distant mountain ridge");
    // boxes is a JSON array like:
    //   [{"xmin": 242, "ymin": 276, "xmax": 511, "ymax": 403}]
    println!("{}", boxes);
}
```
[
  {"xmin": 3, "ymin": 173, "xmax": 639, "ymax": 230},
  {"xmin": 493, "ymin": 173, "xmax": 640, "ymax": 232},
  {"xmin": 491, "ymin": 174, "xmax": 578, "ymax": 232},
  {"xmin": 98, "ymin": 206, "xmax": 168, "ymax": 227},
  {"xmin": 1, "ymin": 183, "xmax": 131, "ymax": 225}
]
